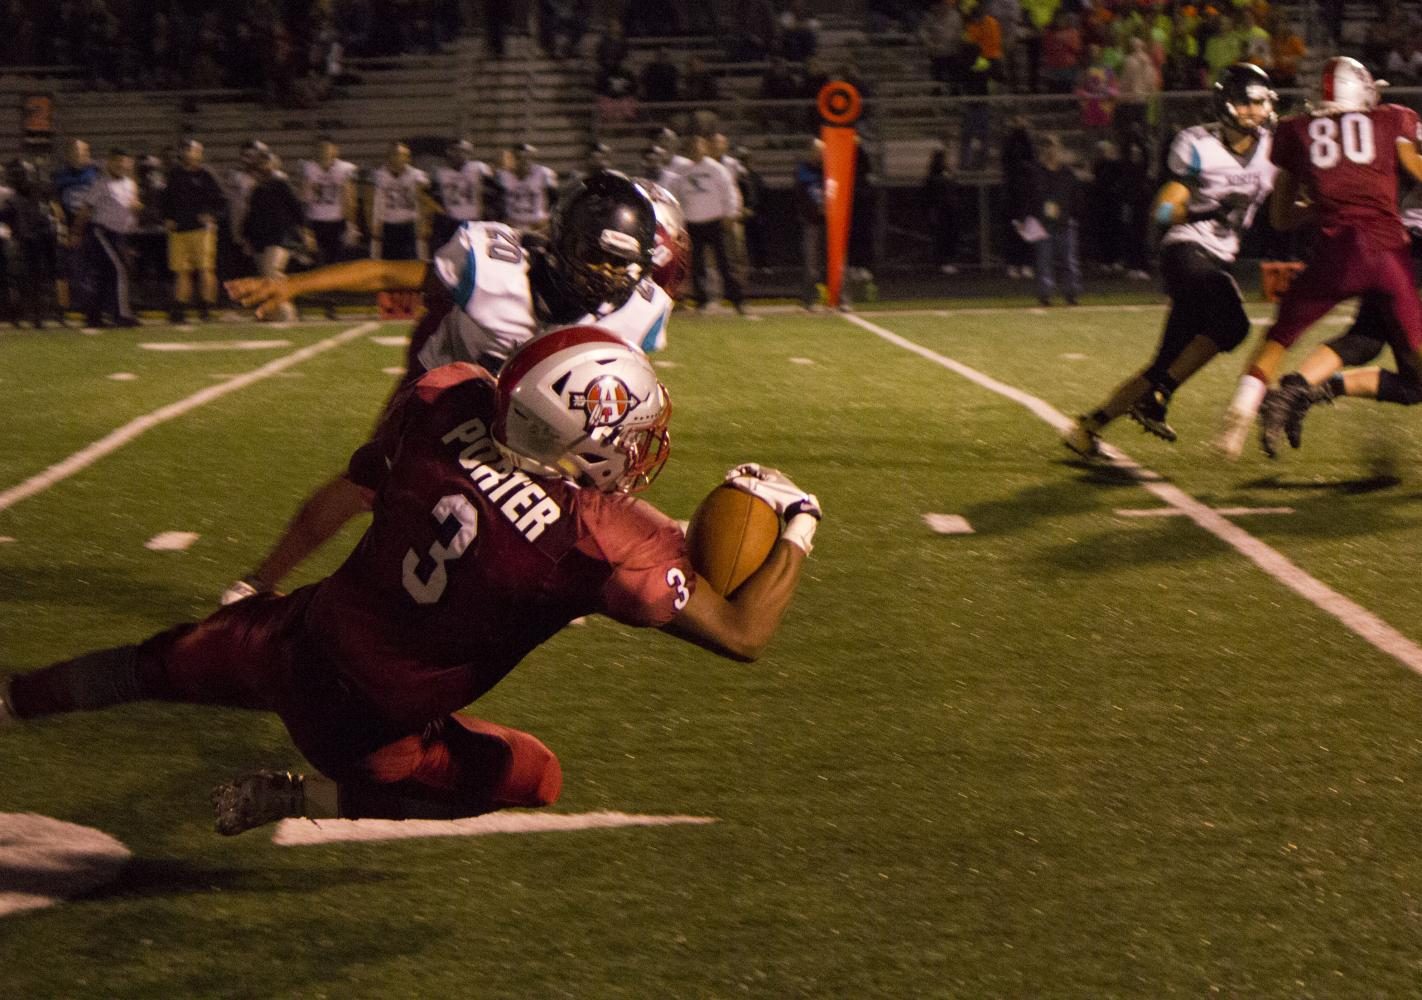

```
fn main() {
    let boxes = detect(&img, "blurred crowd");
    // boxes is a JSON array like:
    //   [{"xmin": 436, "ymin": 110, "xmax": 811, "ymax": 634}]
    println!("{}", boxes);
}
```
[
  {"xmin": 0, "ymin": 0, "xmax": 464, "ymax": 102},
  {"xmin": 0, "ymin": 122, "xmax": 775, "ymax": 325}
]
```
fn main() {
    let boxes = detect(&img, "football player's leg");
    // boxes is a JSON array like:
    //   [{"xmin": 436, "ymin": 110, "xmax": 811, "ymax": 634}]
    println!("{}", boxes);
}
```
[
  {"xmin": 5, "ymin": 594, "xmax": 297, "ymax": 720},
  {"xmin": 222, "ymin": 473, "xmax": 373, "ymax": 603},
  {"xmin": 265, "ymin": 714, "xmax": 563, "ymax": 826}
]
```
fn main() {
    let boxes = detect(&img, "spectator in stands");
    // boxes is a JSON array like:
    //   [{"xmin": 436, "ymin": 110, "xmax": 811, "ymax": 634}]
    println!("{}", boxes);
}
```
[
  {"xmin": 925, "ymin": 147, "xmax": 961, "ymax": 275},
  {"xmin": 963, "ymin": 2, "xmax": 1003, "ymax": 85},
  {"xmin": 683, "ymin": 55, "xmax": 720, "ymax": 103},
  {"xmin": 779, "ymin": 0, "xmax": 820, "ymax": 61},
  {"xmin": 485, "ymin": 0, "xmax": 515, "ymax": 57},
  {"xmin": 596, "ymin": 19, "xmax": 629, "ymax": 76},
  {"xmin": 1074, "ymin": 46, "xmax": 1118, "ymax": 131},
  {"xmin": 989, "ymin": 0, "xmax": 1023, "ymax": 90},
  {"xmin": 596, "ymin": 53, "xmax": 640, "ymax": 123},
  {"xmin": 1269, "ymin": 17, "xmax": 1305, "ymax": 89},
  {"xmin": 243, "ymin": 151, "xmax": 305, "ymax": 323},
  {"xmin": 674, "ymin": 133, "xmax": 745, "ymax": 314},
  {"xmin": 161, "ymin": 139, "xmax": 226, "ymax": 324},
  {"xmin": 1040, "ymin": 11, "xmax": 1084, "ymax": 94},
  {"xmin": 640, "ymin": 47, "xmax": 681, "ymax": 103},
  {"xmin": 73, "ymin": 147, "xmax": 140, "ymax": 329},
  {"xmin": 0, "ymin": 158, "xmax": 59, "ymax": 328},
  {"xmin": 496, "ymin": 143, "xmax": 558, "ymax": 233},
  {"xmin": 1203, "ymin": 14, "xmax": 1244, "ymax": 84},
  {"xmin": 1239, "ymin": 9, "xmax": 1272, "ymax": 71},
  {"xmin": 919, "ymin": 0, "xmax": 965, "ymax": 95},
  {"xmin": 793, "ymin": 136, "xmax": 826, "ymax": 309},
  {"xmin": 1026, "ymin": 134, "xmax": 1082, "ymax": 307},
  {"xmin": 370, "ymin": 141, "xmax": 432, "ymax": 259},
  {"xmin": 1116, "ymin": 36, "xmax": 1158, "ymax": 137},
  {"xmin": 725, "ymin": 0, "xmax": 778, "ymax": 61},
  {"xmin": 759, "ymin": 55, "xmax": 802, "ymax": 136}
]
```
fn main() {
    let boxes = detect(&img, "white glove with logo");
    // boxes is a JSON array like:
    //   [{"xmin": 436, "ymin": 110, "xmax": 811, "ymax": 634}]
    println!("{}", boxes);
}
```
[{"xmin": 724, "ymin": 463, "xmax": 821, "ymax": 554}]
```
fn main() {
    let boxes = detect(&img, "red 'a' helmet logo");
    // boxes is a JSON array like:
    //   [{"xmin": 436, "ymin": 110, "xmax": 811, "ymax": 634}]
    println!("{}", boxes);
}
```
[{"xmin": 568, "ymin": 375, "xmax": 642, "ymax": 431}]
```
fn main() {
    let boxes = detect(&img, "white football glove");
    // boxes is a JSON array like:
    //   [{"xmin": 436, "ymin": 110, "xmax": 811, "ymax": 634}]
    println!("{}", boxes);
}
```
[
  {"xmin": 219, "ymin": 577, "xmax": 270, "ymax": 607},
  {"xmin": 724, "ymin": 463, "xmax": 822, "ymax": 554}
]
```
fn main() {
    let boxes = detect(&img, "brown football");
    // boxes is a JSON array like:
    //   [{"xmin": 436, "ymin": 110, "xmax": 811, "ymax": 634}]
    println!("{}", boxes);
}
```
[{"xmin": 685, "ymin": 484, "xmax": 780, "ymax": 595}]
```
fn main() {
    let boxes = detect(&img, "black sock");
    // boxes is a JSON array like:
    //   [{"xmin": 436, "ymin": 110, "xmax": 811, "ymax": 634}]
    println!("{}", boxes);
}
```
[
  {"xmin": 1085, "ymin": 408, "xmax": 1109, "ymax": 429},
  {"xmin": 9, "ymin": 645, "xmax": 149, "ymax": 718},
  {"xmin": 1322, "ymin": 374, "xmax": 1346, "ymax": 400}
]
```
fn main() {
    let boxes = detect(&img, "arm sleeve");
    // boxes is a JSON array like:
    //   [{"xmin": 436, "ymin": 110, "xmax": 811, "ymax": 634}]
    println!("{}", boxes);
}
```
[
  {"xmin": 1270, "ymin": 120, "xmax": 1302, "ymax": 174},
  {"xmin": 1166, "ymin": 131, "xmax": 1201, "ymax": 186},
  {"xmin": 581, "ymin": 494, "xmax": 696, "ymax": 628},
  {"xmin": 431, "ymin": 223, "xmax": 478, "ymax": 309}
]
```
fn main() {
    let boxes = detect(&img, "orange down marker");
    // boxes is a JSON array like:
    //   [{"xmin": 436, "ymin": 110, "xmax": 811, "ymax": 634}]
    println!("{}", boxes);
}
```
[{"xmin": 817, "ymin": 81, "xmax": 862, "ymax": 310}]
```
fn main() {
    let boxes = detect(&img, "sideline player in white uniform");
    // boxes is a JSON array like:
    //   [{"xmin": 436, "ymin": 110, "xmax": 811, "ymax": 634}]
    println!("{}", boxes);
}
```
[
  {"xmin": 370, "ymin": 142, "xmax": 431, "ymax": 260},
  {"xmin": 496, "ymin": 143, "xmax": 558, "ymax": 232},
  {"xmin": 674, "ymin": 134, "xmax": 746, "ymax": 313},
  {"xmin": 220, "ymin": 172, "xmax": 672, "ymax": 601},
  {"xmin": 300, "ymin": 136, "xmax": 358, "ymax": 266},
  {"xmin": 431, "ymin": 139, "xmax": 492, "ymax": 250},
  {"xmin": 1063, "ymin": 64, "xmax": 1277, "ymax": 457}
]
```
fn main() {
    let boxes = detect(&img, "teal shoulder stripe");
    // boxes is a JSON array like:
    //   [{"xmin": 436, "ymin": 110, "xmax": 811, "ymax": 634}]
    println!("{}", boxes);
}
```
[
  {"xmin": 453, "ymin": 241, "xmax": 477, "ymax": 309},
  {"xmin": 640, "ymin": 309, "xmax": 667, "ymax": 353}
]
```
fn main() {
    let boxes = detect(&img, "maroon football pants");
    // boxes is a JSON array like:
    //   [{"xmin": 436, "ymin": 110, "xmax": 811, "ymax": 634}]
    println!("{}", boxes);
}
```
[
  {"xmin": 140, "ymin": 590, "xmax": 562, "ymax": 819},
  {"xmin": 1267, "ymin": 230, "xmax": 1422, "ymax": 370}
]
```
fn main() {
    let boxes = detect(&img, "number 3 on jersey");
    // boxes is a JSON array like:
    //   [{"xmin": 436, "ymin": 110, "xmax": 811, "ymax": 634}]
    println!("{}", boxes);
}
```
[
  {"xmin": 1309, "ymin": 112, "xmax": 1376, "ymax": 169},
  {"xmin": 403, "ymin": 494, "xmax": 479, "ymax": 604}
]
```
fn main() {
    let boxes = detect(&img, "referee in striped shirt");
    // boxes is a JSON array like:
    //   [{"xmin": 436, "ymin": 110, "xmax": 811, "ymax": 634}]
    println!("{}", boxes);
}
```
[{"xmin": 72, "ymin": 148, "xmax": 141, "ymax": 328}]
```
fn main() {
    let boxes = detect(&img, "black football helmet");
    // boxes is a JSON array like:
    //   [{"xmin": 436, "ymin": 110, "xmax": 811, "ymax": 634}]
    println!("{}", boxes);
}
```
[
  {"xmin": 1214, "ymin": 63, "xmax": 1277, "ymax": 135},
  {"xmin": 548, "ymin": 170, "xmax": 656, "ymax": 314}
]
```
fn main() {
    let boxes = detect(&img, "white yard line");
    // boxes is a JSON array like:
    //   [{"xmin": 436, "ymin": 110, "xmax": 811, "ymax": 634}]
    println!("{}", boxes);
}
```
[
  {"xmin": 0, "ymin": 322, "xmax": 379, "ymax": 514},
  {"xmin": 272, "ymin": 810, "xmax": 717, "ymax": 846},
  {"xmin": 842, "ymin": 312, "xmax": 1422, "ymax": 676}
]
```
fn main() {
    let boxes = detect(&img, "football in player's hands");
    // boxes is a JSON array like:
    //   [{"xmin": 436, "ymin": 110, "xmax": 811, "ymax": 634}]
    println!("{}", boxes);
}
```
[
  {"xmin": 685, "ymin": 484, "xmax": 780, "ymax": 595},
  {"xmin": 723, "ymin": 463, "xmax": 821, "ymax": 521}
]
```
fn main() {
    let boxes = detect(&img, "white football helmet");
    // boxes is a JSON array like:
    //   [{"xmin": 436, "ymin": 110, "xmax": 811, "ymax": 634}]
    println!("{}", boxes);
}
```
[
  {"xmin": 494, "ymin": 326, "xmax": 670, "ymax": 493},
  {"xmin": 1314, "ymin": 56, "xmax": 1382, "ymax": 114},
  {"xmin": 634, "ymin": 178, "xmax": 691, "ymax": 296}
]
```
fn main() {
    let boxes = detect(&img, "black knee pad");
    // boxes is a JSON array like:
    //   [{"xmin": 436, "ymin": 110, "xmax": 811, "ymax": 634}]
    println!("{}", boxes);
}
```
[{"xmin": 1325, "ymin": 330, "xmax": 1388, "ymax": 367}]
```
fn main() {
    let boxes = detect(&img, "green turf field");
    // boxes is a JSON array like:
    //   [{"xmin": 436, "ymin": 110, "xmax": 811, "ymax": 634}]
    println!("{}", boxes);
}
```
[{"xmin": 6, "ymin": 301, "xmax": 1422, "ymax": 998}]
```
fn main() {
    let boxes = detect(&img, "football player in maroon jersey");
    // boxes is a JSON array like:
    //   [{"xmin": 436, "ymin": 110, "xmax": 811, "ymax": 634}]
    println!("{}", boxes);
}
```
[
  {"xmin": 1216, "ymin": 57, "xmax": 1422, "ymax": 458},
  {"xmin": 0, "ymin": 328, "xmax": 823, "ymax": 835},
  {"xmin": 218, "ymin": 172, "xmax": 679, "ymax": 607}
]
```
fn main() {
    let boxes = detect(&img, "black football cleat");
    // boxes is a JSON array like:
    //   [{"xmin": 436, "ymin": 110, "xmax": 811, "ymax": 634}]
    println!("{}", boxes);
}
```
[
  {"xmin": 1127, "ymin": 389, "xmax": 1177, "ymax": 442},
  {"xmin": 1259, "ymin": 373, "xmax": 1314, "ymax": 458},
  {"xmin": 212, "ymin": 770, "xmax": 306, "ymax": 835}
]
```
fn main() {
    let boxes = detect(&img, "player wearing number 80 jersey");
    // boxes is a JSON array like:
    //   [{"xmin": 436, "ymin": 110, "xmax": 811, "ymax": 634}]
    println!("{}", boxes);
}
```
[{"xmin": 1216, "ymin": 56, "xmax": 1422, "ymax": 457}]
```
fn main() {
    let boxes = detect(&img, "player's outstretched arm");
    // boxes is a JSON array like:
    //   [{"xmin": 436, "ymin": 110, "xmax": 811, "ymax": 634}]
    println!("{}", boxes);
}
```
[
  {"xmin": 226, "ymin": 259, "xmax": 429, "ymax": 318},
  {"xmin": 662, "ymin": 465, "xmax": 820, "ymax": 662}
]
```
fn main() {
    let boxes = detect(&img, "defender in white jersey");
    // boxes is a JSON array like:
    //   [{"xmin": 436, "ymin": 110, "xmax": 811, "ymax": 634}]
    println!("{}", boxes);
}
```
[
  {"xmin": 370, "ymin": 142, "xmax": 431, "ymax": 260},
  {"xmin": 432, "ymin": 139, "xmax": 492, "ymax": 250},
  {"xmin": 220, "ymin": 172, "xmax": 669, "ymax": 600},
  {"xmin": 300, "ymin": 137, "xmax": 358, "ymax": 265},
  {"xmin": 496, "ymin": 143, "xmax": 558, "ymax": 232},
  {"xmin": 1064, "ymin": 64, "xmax": 1278, "ymax": 457}
]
